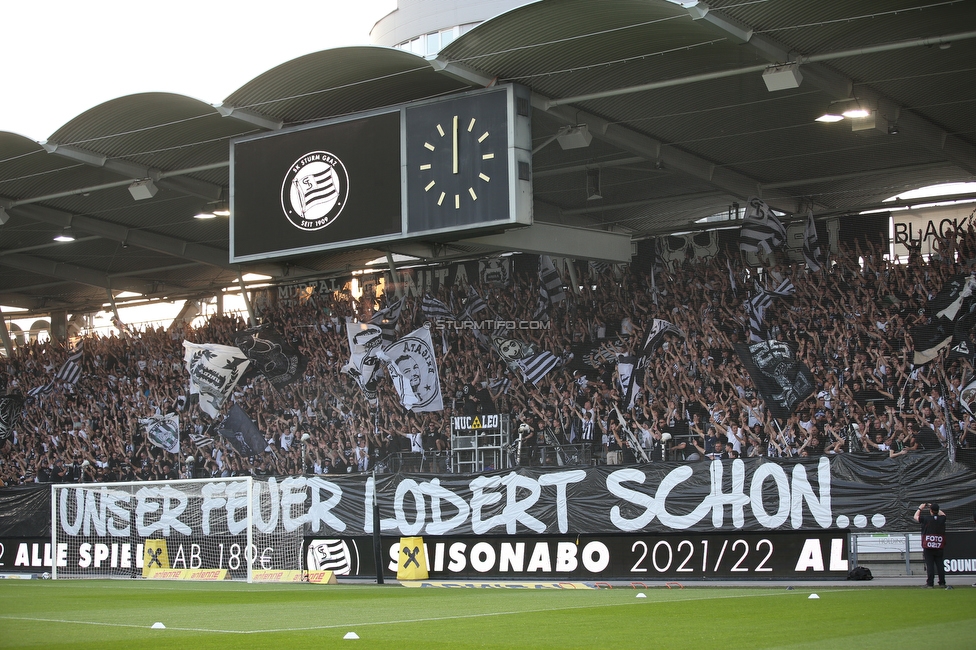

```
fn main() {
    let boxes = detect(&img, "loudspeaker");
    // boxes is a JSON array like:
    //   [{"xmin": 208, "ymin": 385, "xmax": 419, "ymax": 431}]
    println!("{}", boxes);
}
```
[{"xmin": 128, "ymin": 179, "xmax": 158, "ymax": 201}]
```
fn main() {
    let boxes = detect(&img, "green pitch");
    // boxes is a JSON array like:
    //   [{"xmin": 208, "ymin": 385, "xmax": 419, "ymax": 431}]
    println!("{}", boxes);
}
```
[{"xmin": 0, "ymin": 580, "xmax": 973, "ymax": 649}]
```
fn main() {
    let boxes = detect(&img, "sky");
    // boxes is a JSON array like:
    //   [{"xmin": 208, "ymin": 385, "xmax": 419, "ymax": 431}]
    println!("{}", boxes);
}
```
[
  {"xmin": 1, "ymin": 0, "xmax": 397, "ymax": 333},
  {"xmin": 0, "ymin": 0, "xmax": 397, "ymax": 141}
]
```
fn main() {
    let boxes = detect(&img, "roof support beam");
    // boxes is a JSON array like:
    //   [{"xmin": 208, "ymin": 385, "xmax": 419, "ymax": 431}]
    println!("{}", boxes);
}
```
[
  {"xmin": 0, "ymin": 253, "xmax": 157, "ymax": 296},
  {"xmin": 427, "ymin": 55, "xmax": 496, "ymax": 87},
  {"xmin": 5, "ymin": 203, "xmax": 287, "ymax": 278},
  {"xmin": 462, "ymin": 222, "xmax": 633, "ymax": 262},
  {"xmin": 40, "ymin": 142, "xmax": 224, "ymax": 201},
  {"xmin": 684, "ymin": 3, "xmax": 976, "ymax": 175},
  {"xmin": 215, "ymin": 104, "xmax": 284, "ymax": 131},
  {"xmin": 431, "ymin": 50, "xmax": 799, "ymax": 212},
  {"xmin": 532, "ymin": 93, "xmax": 801, "ymax": 213}
]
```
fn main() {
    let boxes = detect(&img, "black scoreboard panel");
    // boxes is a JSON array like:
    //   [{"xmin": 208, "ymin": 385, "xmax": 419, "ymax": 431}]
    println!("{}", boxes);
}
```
[{"xmin": 230, "ymin": 85, "xmax": 531, "ymax": 263}]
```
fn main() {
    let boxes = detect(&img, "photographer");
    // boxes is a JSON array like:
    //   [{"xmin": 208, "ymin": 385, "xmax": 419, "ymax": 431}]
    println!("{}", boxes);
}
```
[{"xmin": 913, "ymin": 501, "xmax": 950, "ymax": 589}]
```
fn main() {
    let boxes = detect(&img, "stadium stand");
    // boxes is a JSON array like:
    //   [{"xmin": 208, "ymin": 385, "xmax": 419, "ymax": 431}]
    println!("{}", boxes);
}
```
[{"xmin": 3, "ymin": 227, "xmax": 976, "ymax": 487}]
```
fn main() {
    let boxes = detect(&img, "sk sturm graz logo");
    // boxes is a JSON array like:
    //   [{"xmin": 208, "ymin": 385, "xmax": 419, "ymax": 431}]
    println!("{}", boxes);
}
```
[{"xmin": 280, "ymin": 151, "xmax": 349, "ymax": 231}]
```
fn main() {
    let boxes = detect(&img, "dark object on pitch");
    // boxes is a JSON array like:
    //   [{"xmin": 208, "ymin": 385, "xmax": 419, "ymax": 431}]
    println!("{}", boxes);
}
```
[{"xmin": 847, "ymin": 566, "xmax": 873, "ymax": 581}]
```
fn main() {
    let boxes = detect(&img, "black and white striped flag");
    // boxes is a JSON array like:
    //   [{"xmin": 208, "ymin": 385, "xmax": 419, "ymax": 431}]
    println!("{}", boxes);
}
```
[
  {"xmin": 539, "ymin": 255, "xmax": 566, "ymax": 304},
  {"xmin": 0, "ymin": 394, "xmax": 24, "ymax": 441},
  {"xmin": 422, "ymin": 293, "xmax": 455, "ymax": 323},
  {"xmin": 488, "ymin": 375, "xmax": 511, "ymax": 395},
  {"xmin": 765, "ymin": 277, "xmax": 796, "ymax": 299},
  {"xmin": 802, "ymin": 210, "xmax": 822, "ymax": 272},
  {"xmin": 27, "ymin": 383, "xmax": 53, "ymax": 399},
  {"xmin": 641, "ymin": 319, "xmax": 684, "ymax": 356},
  {"xmin": 517, "ymin": 350, "xmax": 561, "ymax": 385},
  {"xmin": 748, "ymin": 278, "xmax": 795, "ymax": 341},
  {"xmin": 369, "ymin": 297, "xmax": 403, "ymax": 344},
  {"xmin": 739, "ymin": 196, "xmax": 786, "ymax": 256},
  {"xmin": 532, "ymin": 285, "xmax": 550, "ymax": 322},
  {"xmin": 55, "ymin": 341, "xmax": 84, "ymax": 385},
  {"xmin": 462, "ymin": 285, "xmax": 488, "ymax": 320}
]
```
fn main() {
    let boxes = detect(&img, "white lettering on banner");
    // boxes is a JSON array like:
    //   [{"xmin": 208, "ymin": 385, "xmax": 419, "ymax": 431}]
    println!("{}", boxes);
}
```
[
  {"xmin": 251, "ymin": 478, "xmax": 280, "ymax": 534},
  {"xmin": 54, "ymin": 459, "xmax": 837, "ymax": 539},
  {"xmin": 307, "ymin": 477, "xmax": 345, "ymax": 533},
  {"xmin": 13, "ymin": 543, "xmax": 69, "ymax": 567},
  {"xmin": 452, "ymin": 415, "xmax": 501, "ymax": 430},
  {"xmin": 794, "ymin": 538, "xmax": 849, "ymax": 572},
  {"xmin": 421, "ymin": 478, "xmax": 471, "ymax": 535},
  {"xmin": 389, "ymin": 540, "xmax": 611, "ymax": 574},
  {"xmin": 135, "ymin": 486, "xmax": 191, "ymax": 536},
  {"xmin": 280, "ymin": 477, "xmax": 310, "ymax": 532},
  {"xmin": 225, "ymin": 481, "xmax": 249, "ymax": 535},
  {"xmin": 608, "ymin": 459, "xmax": 830, "ymax": 531},
  {"xmin": 750, "ymin": 463, "xmax": 791, "ymax": 528},
  {"xmin": 539, "ymin": 471, "xmax": 586, "ymax": 533}
]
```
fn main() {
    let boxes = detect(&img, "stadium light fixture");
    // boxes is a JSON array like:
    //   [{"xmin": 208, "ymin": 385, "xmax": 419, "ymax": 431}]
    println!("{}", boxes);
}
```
[
  {"xmin": 840, "ymin": 98, "xmax": 870, "ymax": 119},
  {"xmin": 54, "ymin": 226, "xmax": 75, "ymax": 242},
  {"xmin": 212, "ymin": 202, "xmax": 231, "ymax": 217},
  {"xmin": 815, "ymin": 97, "xmax": 870, "ymax": 123}
]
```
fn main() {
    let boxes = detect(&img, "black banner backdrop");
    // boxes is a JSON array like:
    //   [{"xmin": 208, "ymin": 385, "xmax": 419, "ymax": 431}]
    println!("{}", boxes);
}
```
[
  {"xmin": 3, "ymin": 453, "xmax": 976, "ymax": 542},
  {"xmin": 308, "ymin": 530, "xmax": 851, "ymax": 581}
]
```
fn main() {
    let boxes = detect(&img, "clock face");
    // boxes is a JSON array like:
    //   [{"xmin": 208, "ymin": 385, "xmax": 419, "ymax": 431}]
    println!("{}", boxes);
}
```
[
  {"xmin": 405, "ymin": 90, "xmax": 511, "ymax": 233},
  {"xmin": 417, "ymin": 113, "xmax": 496, "ymax": 210}
]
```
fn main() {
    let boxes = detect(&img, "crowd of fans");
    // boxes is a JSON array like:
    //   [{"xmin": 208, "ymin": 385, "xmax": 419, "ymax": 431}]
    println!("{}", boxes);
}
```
[{"xmin": 2, "ymin": 226, "xmax": 975, "ymax": 487}]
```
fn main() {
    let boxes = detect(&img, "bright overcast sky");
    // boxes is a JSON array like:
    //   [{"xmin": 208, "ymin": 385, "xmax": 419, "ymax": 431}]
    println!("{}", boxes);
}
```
[{"xmin": 0, "ymin": 0, "xmax": 397, "ymax": 141}]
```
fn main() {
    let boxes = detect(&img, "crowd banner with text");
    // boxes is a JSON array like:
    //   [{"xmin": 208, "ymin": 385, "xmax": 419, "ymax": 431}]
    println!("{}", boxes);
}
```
[{"xmin": 0, "ymin": 454, "xmax": 974, "ymax": 578}]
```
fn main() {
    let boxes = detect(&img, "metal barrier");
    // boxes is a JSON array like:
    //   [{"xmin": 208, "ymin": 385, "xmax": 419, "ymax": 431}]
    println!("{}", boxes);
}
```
[{"xmin": 849, "ymin": 532, "xmax": 921, "ymax": 576}]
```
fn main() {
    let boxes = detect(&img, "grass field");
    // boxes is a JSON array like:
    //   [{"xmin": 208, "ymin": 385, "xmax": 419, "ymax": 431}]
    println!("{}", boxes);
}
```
[{"xmin": 1, "ymin": 580, "xmax": 974, "ymax": 649}]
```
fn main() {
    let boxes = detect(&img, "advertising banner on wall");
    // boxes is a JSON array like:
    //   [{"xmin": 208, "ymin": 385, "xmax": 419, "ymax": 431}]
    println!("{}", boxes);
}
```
[{"xmin": 307, "ymin": 530, "xmax": 851, "ymax": 581}]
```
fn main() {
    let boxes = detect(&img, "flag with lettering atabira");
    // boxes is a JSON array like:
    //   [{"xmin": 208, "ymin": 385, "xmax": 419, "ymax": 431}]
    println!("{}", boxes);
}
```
[
  {"xmin": 735, "ymin": 340, "xmax": 814, "ymax": 420},
  {"xmin": 377, "ymin": 326, "xmax": 443, "ymax": 412},
  {"xmin": 182, "ymin": 341, "xmax": 251, "ymax": 419},
  {"xmin": 217, "ymin": 405, "xmax": 269, "ymax": 456},
  {"xmin": 139, "ymin": 413, "xmax": 180, "ymax": 454},
  {"xmin": 234, "ymin": 323, "xmax": 307, "ymax": 389}
]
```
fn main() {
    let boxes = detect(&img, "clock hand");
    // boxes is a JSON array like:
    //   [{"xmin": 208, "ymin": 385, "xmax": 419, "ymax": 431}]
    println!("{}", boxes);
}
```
[{"xmin": 452, "ymin": 115, "xmax": 458, "ymax": 175}]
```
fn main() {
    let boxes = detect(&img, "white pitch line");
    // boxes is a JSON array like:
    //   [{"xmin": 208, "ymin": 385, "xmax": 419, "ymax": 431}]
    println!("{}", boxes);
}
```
[{"xmin": 0, "ymin": 588, "xmax": 859, "ymax": 635}]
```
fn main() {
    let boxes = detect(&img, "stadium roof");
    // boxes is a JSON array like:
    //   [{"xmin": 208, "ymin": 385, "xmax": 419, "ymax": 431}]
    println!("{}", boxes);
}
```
[{"xmin": 1, "ymin": 0, "xmax": 974, "ymax": 315}]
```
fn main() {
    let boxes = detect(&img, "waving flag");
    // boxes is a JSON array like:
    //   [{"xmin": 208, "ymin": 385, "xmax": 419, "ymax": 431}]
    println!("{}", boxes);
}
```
[
  {"xmin": 518, "ymin": 350, "xmax": 561, "ymax": 385},
  {"xmin": 735, "ymin": 340, "xmax": 814, "ymax": 420},
  {"xmin": 378, "ymin": 326, "xmax": 443, "ymax": 412},
  {"xmin": 539, "ymin": 255, "xmax": 566, "ymax": 304},
  {"xmin": 803, "ymin": 210, "xmax": 822, "ymax": 272},
  {"xmin": 234, "ymin": 324, "xmax": 306, "ymax": 389},
  {"xmin": 341, "ymin": 319, "xmax": 384, "ymax": 407},
  {"xmin": 140, "ymin": 413, "xmax": 180, "ymax": 454},
  {"xmin": 217, "ymin": 405, "xmax": 269, "ymax": 456},
  {"xmin": 182, "ymin": 341, "xmax": 250, "ymax": 418},
  {"xmin": 641, "ymin": 319, "xmax": 685, "ymax": 356},
  {"xmin": 369, "ymin": 297, "xmax": 404, "ymax": 344},
  {"xmin": 0, "ymin": 394, "xmax": 24, "ymax": 441},
  {"xmin": 739, "ymin": 196, "xmax": 786, "ymax": 256},
  {"xmin": 422, "ymin": 293, "xmax": 455, "ymax": 323}
]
